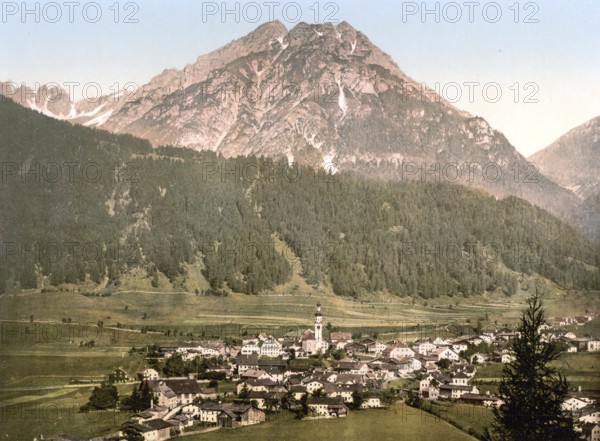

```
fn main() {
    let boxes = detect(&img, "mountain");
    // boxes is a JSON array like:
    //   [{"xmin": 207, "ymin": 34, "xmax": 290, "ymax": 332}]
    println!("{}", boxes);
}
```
[
  {"xmin": 529, "ymin": 116, "xmax": 600, "ymax": 200},
  {"xmin": 1, "ymin": 98, "xmax": 598, "ymax": 297},
  {"xmin": 1, "ymin": 21, "xmax": 584, "ymax": 231}
]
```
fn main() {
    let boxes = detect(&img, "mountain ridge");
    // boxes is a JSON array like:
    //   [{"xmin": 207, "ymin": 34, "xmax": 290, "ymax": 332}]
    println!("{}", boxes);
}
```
[
  {"xmin": 529, "ymin": 115, "xmax": 600, "ymax": 200},
  {"xmin": 0, "ymin": 21, "xmax": 587, "ymax": 233}
]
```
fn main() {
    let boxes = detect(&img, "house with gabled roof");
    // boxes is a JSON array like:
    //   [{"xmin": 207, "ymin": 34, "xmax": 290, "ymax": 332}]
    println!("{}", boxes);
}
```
[
  {"xmin": 439, "ymin": 384, "xmax": 479, "ymax": 400},
  {"xmin": 304, "ymin": 378, "xmax": 325, "ymax": 394},
  {"xmin": 350, "ymin": 362, "xmax": 370, "ymax": 375},
  {"xmin": 412, "ymin": 340, "xmax": 436, "ymax": 355},
  {"xmin": 431, "ymin": 347, "xmax": 459, "ymax": 362},
  {"xmin": 361, "ymin": 392, "xmax": 383, "ymax": 409},
  {"xmin": 307, "ymin": 396, "xmax": 349, "ymax": 417},
  {"xmin": 237, "ymin": 378, "xmax": 277, "ymax": 394},
  {"xmin": 578, "ymin": 406, "xmax": 600, "ymax": 424},
  {"xmin": 235, "ymin": 354, "xmax": 260, "ymax": 375},
  {"xmin": 422, "ymin": 387, "xmax": 440, "ymax": 401},
  {"xmin": 588, "ymin": 339, "xmax": 600, "ymax": 352},
  {"xmin": 136, "ymin": 366, "xmax": 160, "ymax": 381},
  {"xmin": 330, "ymin": 332, "xmax": 353, "ymax": 349},
  {"xmin": 120, "ymin": 418, "xmax": 174, "ymax": 441},
  {"xmin": 240, "ymin": 368, "xmax": 269, "ymax": 381},
  {"xmin": 217, "ymin": 403, "xmax": 265, "ymax": 428},
  {"xmin": 247, "ymin": 390, "xmax": 285, "ymax": 410},
  {"xmin": 451, "ymin": 372, "xmax": 471, "ymax": 386},
  {"xmin": 199, "ymin": 401, "xmax": 222, "ymax": 424},
  {"xmin": 260, "ymin": 338, "xmax": 283, "ymax": 357},
  {"xmin": 581, "ymin": 423, "xmax": 600, "ymax": 441},
  {"xmin": 344, "ymin": 342, "xmax": 368, "ymax": 355},
  {"xmin": 458, "ymin": 393, "xmax": 502, "ymax": 407},
  {"xmin": 143, "ymin": 379, "xmax": 201, "ymax": 409},
  {"xmin": 288, "ymin": 384, "xmax": 307, "ymax": 400},
  {"xmin": 383, "ymin": 342, "xmax": 415, "ymax": 359},
  {"xmin": 451, "ymin": 340, "xmax": 470, "ymax": 354},
  {"xmin": 563, "ymin": 396, "xmax": 590, "ymax": 411},
  {"xmin": 241, "ymin": 341, "xmax": 261, "ymax": 355},
  {"xmin": 359, "ymin": 338, "xmax": 386, "ymax": 354}
]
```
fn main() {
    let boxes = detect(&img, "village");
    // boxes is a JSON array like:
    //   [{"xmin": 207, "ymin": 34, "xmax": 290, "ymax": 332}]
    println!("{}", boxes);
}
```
[{"xmin": 46, "ymin": 304, "xmax": 600, "ymax": 441}]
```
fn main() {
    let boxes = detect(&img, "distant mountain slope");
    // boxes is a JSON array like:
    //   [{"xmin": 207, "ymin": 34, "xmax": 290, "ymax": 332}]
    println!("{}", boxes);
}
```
[
  {"xmin": 1, "ymin": 21, "xmax": 583, "ymax": 232},
  {"xmin": 529, "ymin": 116, "xmax": 600, "ymax": 200},
  {"xmin": 1, "ymin": 98, "xmax": 598, "ymax": 297}
]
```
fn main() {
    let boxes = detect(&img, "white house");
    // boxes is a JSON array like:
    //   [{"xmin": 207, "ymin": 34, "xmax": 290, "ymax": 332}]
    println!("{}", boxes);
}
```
[
  {"xmin": 412, "ymin": 340, "xmax": 436, "ymax": 355},
  {"xmin": 199, "ymin": 401, "xmax": 222, "ymax": 424},
  {"xmin": 432, "ymin": 337, "xmax": 449, "ymax": 347},
  {"xmin": 120, "ymin": 419, "xmax": 173, "ymax": 441},
  {"xmin": 422, "ymin": 387, "xmax": 440, "ymax": 401},
  {"xmin": 439, "ymin": 384, "xmax": 479, "ymax": 400},
  {"xmin": 361, "ymin": 394, "xmax": 383, "ymax": 409},
  {"xmin": 582, "ymin": 423, "xmax": 600, "ymax": 441},
  {"xmin": 136, "ymin": 367, "xmax": 159, "ymax": 381},
  {"xmin": 451, "ymin": 340, "xmax": 469, "ymax": 354},
  {"xmin": 350, "ymin": 362, "xmax": 370, "ymax": 375},
  {"xmin": 588, "ymin": 340, "xmax": 600, "ymax": 352},
  {"xmin": 432, "ymin": 347, "xmax": 459, "ymax": 362},
  {"xmin": 563, "ymin": 397, "xmax": 590, "ymax": 411},
  {"xmin": 420, "ymin": 376, "xmax": 432, "ymax": 393},
  {"xmin": 384, "ymin": 342, "xmax": 415, "ymax": 359},
  {"xmin": 408, "ymin": 357, "xmax": 422, "ymax": 372},
  {"xmin": 305, "ymin": 380, "xmax": 325, "ymax": 394},
  {"xmin": 580, "ymin": 409, "xmax": 600, "ymax": 424},
  {"xmin": 307, "ymin": 396, "xmax": 349, "ymax": 417},
  {"xmin": 260, "ymin": 338, "xmax": 283, "ymax": 357},
  {"xmin": 330, "ymin": 332, "xmax": 353, "ymax": 350},
  {"xmin": 241, "ymin": 342, "xmax": 261, "ymax": 355},
  {"xmin": 451, "ymin": 373, "xmax": 470, "ymax": 386}
]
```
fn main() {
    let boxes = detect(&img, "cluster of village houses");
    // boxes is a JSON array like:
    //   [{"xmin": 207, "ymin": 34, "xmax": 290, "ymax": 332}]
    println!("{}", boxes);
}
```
[{"xmin": 49, "ymin": 306, "xmax": 599, "ymax": 441}]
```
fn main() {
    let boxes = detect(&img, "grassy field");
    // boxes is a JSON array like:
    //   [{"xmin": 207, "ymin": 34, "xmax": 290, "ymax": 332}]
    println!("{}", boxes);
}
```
[
  {"xmin": 0, "ymin": 346, "xmax": 146, "ymax": 388},
  {"xmin": 1, "ymin": 286, "xmax": 597, "ymax": 339},
  {"xmin": 426, "ymin": 402, "xmax": 494, "ymax": 439},
  {"xmin": 552, "ymin": 352, "xmax": 600, "ymax": 389},
  {"xmin": 474, "ymin": 352, "xmax": 600, "ymax": 390},
  {"xmin": 184, "ymin": 403, "xmax": 477, "ymax": 441},
  {"xmin": 0, "ymin": 385, "xmax": 133, "ymax": 440}
]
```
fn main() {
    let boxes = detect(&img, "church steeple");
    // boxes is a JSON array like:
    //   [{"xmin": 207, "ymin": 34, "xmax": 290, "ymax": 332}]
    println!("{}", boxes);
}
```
[{"xmin": 314, "ymin": 303, "xmax": 323, "ymax": 345}]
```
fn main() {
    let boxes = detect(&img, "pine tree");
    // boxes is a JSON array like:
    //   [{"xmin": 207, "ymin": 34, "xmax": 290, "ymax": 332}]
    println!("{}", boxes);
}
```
[{"xmin": 486, "ymin": 292, "xmax": 578, "ymax": 441}]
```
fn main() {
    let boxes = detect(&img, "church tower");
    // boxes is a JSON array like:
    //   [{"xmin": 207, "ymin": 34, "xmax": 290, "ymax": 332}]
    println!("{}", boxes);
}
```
[{"xmin": 314, "ymin": 303, "xmax": 323, "ymax": 347}]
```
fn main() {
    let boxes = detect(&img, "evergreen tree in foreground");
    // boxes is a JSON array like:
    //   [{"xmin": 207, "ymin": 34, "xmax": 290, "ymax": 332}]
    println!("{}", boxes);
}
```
[{"xmin": 486, "ymin": 292, "xmax": 578, "ymax": 440}]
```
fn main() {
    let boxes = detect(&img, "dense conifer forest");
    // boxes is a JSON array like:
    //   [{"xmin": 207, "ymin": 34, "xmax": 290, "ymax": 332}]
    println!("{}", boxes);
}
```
[{"xmin": 1, "ymin": 99, "xmax": 598, "ymax": 296}]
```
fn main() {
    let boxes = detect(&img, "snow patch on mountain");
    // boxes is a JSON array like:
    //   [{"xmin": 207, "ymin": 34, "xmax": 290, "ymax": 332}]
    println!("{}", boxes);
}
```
[
  {"xmin": 286, "ymin": 152, "xmax": 295, "ymax": 165},
  {"xmin": 83, "ymin": 109, "xmax": 113, "ymax": 127},
  {"xmin": 336, "ymin": 79, "xmax": 347, "ymax": 119},
  {"xmin": 323, "ymin": 151, "xmax": 338, "ymax": 174}
]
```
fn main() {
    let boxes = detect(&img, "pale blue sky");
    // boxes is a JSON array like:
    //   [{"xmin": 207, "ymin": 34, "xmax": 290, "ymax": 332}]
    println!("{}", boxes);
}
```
[{"xmin": 2, "ymin": 0, "xmax": 599, "ymax": 156}]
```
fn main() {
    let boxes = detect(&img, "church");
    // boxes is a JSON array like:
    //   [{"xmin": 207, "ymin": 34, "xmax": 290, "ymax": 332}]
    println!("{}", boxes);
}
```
[{"xmin": 301, "ymin": 303, "xmax": 329, "ymax": 355}]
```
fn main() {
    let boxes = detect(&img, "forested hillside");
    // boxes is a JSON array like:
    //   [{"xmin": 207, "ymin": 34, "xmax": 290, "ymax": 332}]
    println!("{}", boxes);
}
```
[{"xmin": 1, "ymin": 99, "xmax": 598, "ymax": 297}]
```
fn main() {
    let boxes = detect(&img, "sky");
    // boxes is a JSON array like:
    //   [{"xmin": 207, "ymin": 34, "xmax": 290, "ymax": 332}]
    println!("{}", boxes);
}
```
[{"xmin": 1, "ymin": 0, "xmax": 599, "ymax": 157}]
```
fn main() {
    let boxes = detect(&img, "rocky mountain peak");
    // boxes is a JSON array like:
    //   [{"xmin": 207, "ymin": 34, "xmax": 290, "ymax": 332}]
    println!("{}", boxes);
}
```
[
  {"xmin": 530, "ymin": 115, "xmax": 600, "ymax": 200},
  {"xmin": 0, "ymin": 21, "xmax": 586, "ymax": 232}
]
